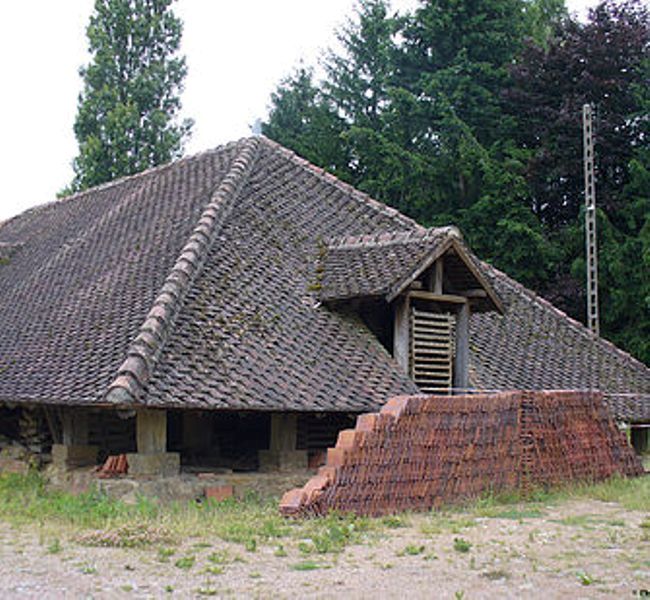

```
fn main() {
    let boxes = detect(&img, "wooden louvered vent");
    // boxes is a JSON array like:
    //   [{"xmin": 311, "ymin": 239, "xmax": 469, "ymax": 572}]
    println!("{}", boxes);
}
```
[{"xmin": 409, "ymin": 308, "xmax": 455, "ymax": 394}]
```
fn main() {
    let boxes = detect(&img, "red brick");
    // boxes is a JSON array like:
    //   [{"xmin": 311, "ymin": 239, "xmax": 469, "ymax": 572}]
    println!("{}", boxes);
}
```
[{"xmin": 205, "ymin": 484, "xmax": 234, "ymax": 502}]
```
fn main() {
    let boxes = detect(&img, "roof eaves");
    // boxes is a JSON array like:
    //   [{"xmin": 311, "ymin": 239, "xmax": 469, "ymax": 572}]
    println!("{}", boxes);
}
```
[{"xmin": 104, "ymin": 137, "xmax": 261, "ymax": 407}]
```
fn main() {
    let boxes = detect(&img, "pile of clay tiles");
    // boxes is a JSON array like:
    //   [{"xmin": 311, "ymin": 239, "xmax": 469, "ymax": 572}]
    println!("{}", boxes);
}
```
[{"xmin": 280, "ymin": 391, "xmax": 643, "ymax": 517}]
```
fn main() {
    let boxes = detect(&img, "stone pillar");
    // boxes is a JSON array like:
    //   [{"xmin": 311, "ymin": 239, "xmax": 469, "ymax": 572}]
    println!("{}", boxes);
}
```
[
  {"xmin": 259, "ymin": 413, "xmax": 307, "ymax": 472},
  {"xmin": 393, "ymin": 295, "xmax": 410, "ymax": 374},
  {"xmin": 127, "ymin": 409, "xmax": 179, "ymax": 477},
  {"xmin": 453, "ymin": 302, "xmax": 470, "ymax": 392},
  {"xmin": 52, "ymin": 408, "xmax": 98, "ymax": 469}
]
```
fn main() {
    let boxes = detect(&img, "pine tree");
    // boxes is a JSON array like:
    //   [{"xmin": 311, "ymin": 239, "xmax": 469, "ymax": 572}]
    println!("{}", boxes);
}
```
[{"xmin": 68, "ymin": 0, "xmax": 192, "ymax": 192}]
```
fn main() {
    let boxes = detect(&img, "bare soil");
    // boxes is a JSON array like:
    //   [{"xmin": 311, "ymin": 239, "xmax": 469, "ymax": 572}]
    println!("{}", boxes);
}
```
[{"xmin": 0, "ymin": 498, "xmax": 648, "ymax": 599}]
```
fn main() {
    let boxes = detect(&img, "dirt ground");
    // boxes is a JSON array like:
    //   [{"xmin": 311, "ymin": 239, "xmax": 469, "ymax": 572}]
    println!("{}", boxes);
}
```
[{"xmin": 0, "ymin": 498, "xmax": 648, "ymax": 599}]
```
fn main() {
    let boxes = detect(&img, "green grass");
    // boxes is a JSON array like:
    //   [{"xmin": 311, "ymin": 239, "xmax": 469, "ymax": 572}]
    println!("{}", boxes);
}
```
[
  {"xmin": 0, "ymin": 473, "xmax": 376, "ymax": 554},
  {"xmin": 0, "ymin": 471, "xmax": 647, "ymax": 557}
]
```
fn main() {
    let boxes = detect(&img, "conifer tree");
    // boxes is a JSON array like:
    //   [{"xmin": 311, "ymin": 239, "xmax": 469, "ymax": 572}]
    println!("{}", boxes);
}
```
[{"xmin": 68, "ymin": 0, "xmax": 192, "ymax": 192}]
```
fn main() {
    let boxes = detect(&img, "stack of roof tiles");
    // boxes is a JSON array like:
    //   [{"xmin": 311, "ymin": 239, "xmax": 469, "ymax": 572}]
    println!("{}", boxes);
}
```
[{"xmin": 280, "ymin": 391, "xmax": 643, "ymax": 517}]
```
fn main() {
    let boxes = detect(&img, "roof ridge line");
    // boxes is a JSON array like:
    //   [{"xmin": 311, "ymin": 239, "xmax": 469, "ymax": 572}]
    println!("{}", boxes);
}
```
[
  {"xmin": 104, "ymin": 137, "xmax": 261, "ymax": 406},
  {"xmin": 484, "ymin": 262, "xmax": 650, "ymax": 372},
  {"xmin": 258, "ymin": 136, "xmax": 423, "ymax": 231},
  {"xmin": 326, "ymin": 226, "xmax": 452, "ymax": 250}
]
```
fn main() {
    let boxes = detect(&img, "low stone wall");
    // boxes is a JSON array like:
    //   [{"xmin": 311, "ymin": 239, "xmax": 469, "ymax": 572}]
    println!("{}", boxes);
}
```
[{"xmin": 280, "ymin": 391, "xmax": 643, "ymax": 517}]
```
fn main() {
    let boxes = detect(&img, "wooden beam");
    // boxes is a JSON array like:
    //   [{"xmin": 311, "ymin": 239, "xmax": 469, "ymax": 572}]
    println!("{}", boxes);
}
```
[
  {"xmin": 453, "ymin": 303, "xmax": 470, "ymax": 390},
  {"xmin": 407, "ymin": 290, "xmax": 468, "ymax": 304},
  {"xmin": 434, "ymin": 258, "xmax": 444, "ymax": 294},
  {"xmin": 459, "ymin": 289, "xmax": 487, "ymax": 298},
  {"xmin": 393, "ymin": 295, "xmax": 410, "ymax": 374}
]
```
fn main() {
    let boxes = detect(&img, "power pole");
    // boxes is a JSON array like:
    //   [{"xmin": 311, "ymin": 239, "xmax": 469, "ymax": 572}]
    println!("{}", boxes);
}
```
[{"xmin": 583, "ymin": 104, "xmax": 599, "ymax": 336}]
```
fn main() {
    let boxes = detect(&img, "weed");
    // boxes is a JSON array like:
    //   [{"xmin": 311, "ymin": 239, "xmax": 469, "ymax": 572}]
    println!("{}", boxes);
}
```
[
  {"xmin": 120, "ymin": 584, "xmax": 134, "ymax": 592},
  {"xmin": 174, "ymin": 556, "xmax": 195, "ymax": 570},
  {"xmin": 274, "ymin": 545, "xmax": 288, "ymax": 557},
  {"xmin": 207, "ymin": 550, "xmax": 230, "ymax": 564},
  {"xmin": 453, "ymin": 538, "xmax": 472, "ymax": 553},
  {"xmin": 298, "ymin": 541, "xmax": 313, "ymax": 555},
  {"xmin": 577, "ymin": 571, "xmax": 594, "ymax": 586},
  {"xmin": 249, "ymin": 571, "xmax": 261, "ymax": 579},
  {"xmin": 158, "ymin": 547, "xmax": 176, "ymax": 562},
  {"xmin": 242, "ymin": 537, "xmax": 256, "ymax": 552},
  {"xmin": 421, "ymin": 515, "xmax": 476, "ymax": 535},
  {"xmin": 196, "ymin": 587, "xmax": 218, "ymax": 596},
  {"xmin": 454, "ymin": 591, "xmax": 465, "ymax": 600},
  {"xmin": 291, "ymin": 560, "xmax": 322, "ymax": 571},
  {"xmin": 381, "ymin": 562, "xmax": 393, "ymax": 570},
  {"xmin": 47, "ymin": 538, "xmax": 62, "ymax": 554},
  {"xmin": 204, "ymin": 566, "xmax": 224, "ymax": 575},
  {"xmin": 79, "ymin": 564, "xmax": 97, "ymax": 575},
  {"xmin": 382, "ymin": 515, "xmax": 408, "ymax": 528},
  {"xmin": 398, "ymin": 544, "xmax": 425, "ymax": 556},
  {"xmin": 164, "ymin": 584, "xmax": 174, "ymax": 593}
]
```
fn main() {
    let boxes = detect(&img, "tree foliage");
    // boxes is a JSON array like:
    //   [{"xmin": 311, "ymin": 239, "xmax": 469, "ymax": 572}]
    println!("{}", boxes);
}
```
[
  {"xmin": 264, "ymin": 0, "xmax": 649, "ymax": 363},
  {"xmin": 68, "ymin": 0, "xmax": 192, "ymax": 192}
]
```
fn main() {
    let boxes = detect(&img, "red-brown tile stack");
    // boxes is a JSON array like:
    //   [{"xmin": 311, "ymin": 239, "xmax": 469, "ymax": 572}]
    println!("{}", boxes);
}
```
[
  {"xmin": 96, "ymin": 454, "xmax": 128, "ymax": 478},
  {"xmin": 279, "ymin": 391, "xmax": 643, "ymax": 517}
]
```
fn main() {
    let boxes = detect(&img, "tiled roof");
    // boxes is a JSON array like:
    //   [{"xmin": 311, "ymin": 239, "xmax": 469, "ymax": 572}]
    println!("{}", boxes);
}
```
[
  {"xmin": 318, "ymin": 228, "xmax": 452, "ymax": 301},
  {"xmin": 143, "ymin": 139, "xmax": 420, "ymax": 411},
  {"xmin": 470, "ymin": 265, "xmax": 650, "ymax": 422},
  {"xmin": 0, "ymin": 135, "xmax": 648, "ymax": 420}
]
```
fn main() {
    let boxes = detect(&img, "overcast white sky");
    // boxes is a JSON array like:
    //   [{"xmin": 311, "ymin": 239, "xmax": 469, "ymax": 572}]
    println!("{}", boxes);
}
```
[{"xmin": 0, "ymin": 1, "xmax": 595, "ymax": 222}]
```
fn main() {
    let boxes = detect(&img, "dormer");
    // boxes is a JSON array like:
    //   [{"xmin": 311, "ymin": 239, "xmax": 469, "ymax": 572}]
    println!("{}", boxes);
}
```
[{"xmin": 316, "ymin": 227, "xmax": 503, "ymax": 394}]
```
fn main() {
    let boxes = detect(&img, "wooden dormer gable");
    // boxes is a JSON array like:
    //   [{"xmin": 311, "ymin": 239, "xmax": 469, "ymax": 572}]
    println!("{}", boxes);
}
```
[{"xmin": 316, "ymin": 227, "xmax": 503, "ymax": 314}]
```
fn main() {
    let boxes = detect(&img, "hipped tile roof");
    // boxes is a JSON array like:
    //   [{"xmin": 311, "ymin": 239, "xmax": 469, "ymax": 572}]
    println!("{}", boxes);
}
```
[{"xmin": 0, "ymin": 136, "xmax": 648, "ymax": 420}]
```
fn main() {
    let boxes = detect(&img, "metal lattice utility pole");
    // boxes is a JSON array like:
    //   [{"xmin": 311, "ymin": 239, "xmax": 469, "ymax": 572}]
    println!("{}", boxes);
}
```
[{"xmin": 583, "ymin": 104, "xmax": 599, "ymax": 336}]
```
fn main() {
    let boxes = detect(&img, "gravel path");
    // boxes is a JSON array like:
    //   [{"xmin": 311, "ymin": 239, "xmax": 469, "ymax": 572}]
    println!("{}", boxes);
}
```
[{"xmin": 0, "ymin": 498, "xmax": 648, "ymax": 599}]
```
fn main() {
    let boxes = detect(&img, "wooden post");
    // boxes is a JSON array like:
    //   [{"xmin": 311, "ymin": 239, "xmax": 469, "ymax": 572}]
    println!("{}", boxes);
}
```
[
  {"xmin": 259, "ymin": 413, "xmax": 307, "ymax": 471},
  {"xmin": 53, "ymin": 408, "xmax": 97, "ymax": 468},
  {"xmin": 61, "ymin": 409, "xmax": 89, "ymax": 445},
  {"xmin": 269, "ymin": 413, "xmax": 298, "ymax": 452},
  {"xmin": 434, "ymin": 258, "xmax": 444, "ymax": 294},
  {"xmin": 136, "ymin": 409, "xmax": 167, "ymax": 454},
  {"xmin": 393, "ymin": 295, "xmax": 410, "ymax": 374},
  {"xmin": 454, "ymin": 303, "xmax": 470, "ymax": 391}
]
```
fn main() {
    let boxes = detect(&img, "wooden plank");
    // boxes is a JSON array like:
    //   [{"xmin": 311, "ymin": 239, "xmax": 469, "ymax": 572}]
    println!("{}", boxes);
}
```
[
  {"xmin": 408, "ymin": 291, "xmax": 468, "ymax": 304},
  {"xmin": 453, "ymin": 303, "xmax": 470, "ymax": 390}
]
